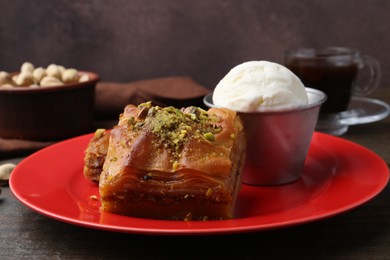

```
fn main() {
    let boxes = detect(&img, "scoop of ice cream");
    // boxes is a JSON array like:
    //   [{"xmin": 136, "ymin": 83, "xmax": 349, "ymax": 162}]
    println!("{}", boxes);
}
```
[{"xmin": 213, "ymin": 61, "xmax": 309, "ymax": 112}]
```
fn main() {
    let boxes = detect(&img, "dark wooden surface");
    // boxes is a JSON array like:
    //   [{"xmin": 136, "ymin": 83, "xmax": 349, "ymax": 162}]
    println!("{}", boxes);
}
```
[{"xmin": 1, "ymin": 89, "xmax": 389, "ymax": 260}]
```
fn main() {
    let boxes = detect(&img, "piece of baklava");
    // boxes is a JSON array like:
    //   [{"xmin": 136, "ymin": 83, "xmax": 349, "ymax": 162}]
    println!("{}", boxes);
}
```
[
  {"xmin": 99, "ymin": 102, "xmax": 246, "ymax": 220},
  {"xmin": 83, "ymin": 129, "xmax": 110, "ymax": 183}
]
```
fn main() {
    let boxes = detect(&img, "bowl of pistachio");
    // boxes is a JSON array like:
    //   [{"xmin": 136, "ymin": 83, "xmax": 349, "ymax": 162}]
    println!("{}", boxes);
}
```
[{"xmin": 0, "ymin": 62, "xmax": 99, "ymax": 141}]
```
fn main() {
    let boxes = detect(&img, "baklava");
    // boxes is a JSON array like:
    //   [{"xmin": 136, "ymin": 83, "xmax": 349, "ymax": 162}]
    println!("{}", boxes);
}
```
[{"xmin": 86, "ymin": 102, "xmax": 245, "ymax": 220}]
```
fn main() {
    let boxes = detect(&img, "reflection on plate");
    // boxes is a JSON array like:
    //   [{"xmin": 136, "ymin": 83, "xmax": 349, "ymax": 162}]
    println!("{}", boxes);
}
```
[
  {"xmin": 10, "ymin": 132, "xmax": 389, "ymax": 235},
  {"xmin": 316, "ymin": 97, "xmax": 390, "ymax": 135}
]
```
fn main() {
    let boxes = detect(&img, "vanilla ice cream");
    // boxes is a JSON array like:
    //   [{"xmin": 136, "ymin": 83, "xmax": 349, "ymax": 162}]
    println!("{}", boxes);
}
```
[{"xmin": 213, "ymin": 61, "xmax": 309, "ymax": 112}]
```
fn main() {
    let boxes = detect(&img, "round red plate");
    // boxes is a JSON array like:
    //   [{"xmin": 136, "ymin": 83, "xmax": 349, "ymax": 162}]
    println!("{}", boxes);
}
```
[{"xmin": 10, "ymin": 132, "xmax": 389, "ymax": 235}]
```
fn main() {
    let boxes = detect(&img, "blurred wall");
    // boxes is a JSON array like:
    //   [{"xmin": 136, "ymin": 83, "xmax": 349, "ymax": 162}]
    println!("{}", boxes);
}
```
[{"xmin": 0, "ymin": 0, "xmax": 389, "ymax": 89}]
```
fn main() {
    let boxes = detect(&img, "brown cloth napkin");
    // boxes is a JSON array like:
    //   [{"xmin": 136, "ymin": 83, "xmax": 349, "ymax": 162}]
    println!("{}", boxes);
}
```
[
  {"xmin": 0, "ymin": 76, "xmax": 211, "ymax": 159},
  {"xmin": 95, "ymin": 76, "xmax": 210, "ymax": 120}
]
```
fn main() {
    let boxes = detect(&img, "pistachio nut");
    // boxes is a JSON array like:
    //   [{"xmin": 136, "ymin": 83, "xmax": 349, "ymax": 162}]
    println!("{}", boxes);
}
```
[
  {"xmin": 0, "ymin": 163, "xmax": 16, "ymax": 185},
  {"xmin": 21, "ymin": 62, "xmax": 35, "ymax": 73},
  {"xmin": 40, "ymin": 76, "xmax": 64, "ymax": 87}
]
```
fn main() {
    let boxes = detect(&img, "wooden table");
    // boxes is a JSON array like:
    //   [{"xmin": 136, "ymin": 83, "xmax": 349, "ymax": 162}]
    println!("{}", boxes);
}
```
[{"xmin": 1, "ymin": 89, "xmax": 389, "ymax": 260}]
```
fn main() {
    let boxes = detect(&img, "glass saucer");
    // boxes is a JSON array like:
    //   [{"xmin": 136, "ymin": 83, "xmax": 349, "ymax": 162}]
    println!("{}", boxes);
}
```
[{"xmin": 316, "ymin": 97, "xmax": 390, "ymax": 135}]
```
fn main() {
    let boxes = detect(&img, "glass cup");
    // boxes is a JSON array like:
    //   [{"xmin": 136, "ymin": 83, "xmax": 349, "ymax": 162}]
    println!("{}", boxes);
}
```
[
  {"xmin": 204, "ymin": 88, "xmax": 327, "ymax": 186},
  {"xmin": 284, "ymin": 47, "xmax": 381, "ymax": 135}
]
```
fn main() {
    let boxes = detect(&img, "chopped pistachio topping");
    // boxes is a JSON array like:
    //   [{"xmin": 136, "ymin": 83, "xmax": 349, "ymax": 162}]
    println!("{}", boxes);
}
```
[
  {"xmin": 189, "ymin": 113, "xmax": 197, "ymax": 120},
  {"xmin": 172, "ymin": 161, "xmax": 180, "ymax": 171},
  {"xmin": 94, "ymin": 128, "xmax": 105, "ymax": 138},
  {"xmin": 206, "ymin": 187, "xmax": 214, "ymax": 197},
  {"xmin": 203, "ymin": 132, "xmax": 215, "ymax": 142},
  {"xmin": 137, "ymin": 106, "xmax": 149, "ymax": 119},
  {"xmin": 147, "ymin": 106, "xmax": 156, "ymax": 117},
  {"xmin": 129, "ymin": 103, "xmax": 223, "ymax": 169},
  {"xmin": 139, "ymin": 101, "xmax": 152, "ymax": 108},
  {"xmin": 214, "ymin": 127, "xmax": 222, "ymax": 133},
  {"xmin": 128, "ymin": 116, "xmax": 135, "ymax": 126}
]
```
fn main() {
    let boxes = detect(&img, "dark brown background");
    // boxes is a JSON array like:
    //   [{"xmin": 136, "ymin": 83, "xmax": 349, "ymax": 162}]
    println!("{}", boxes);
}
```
[{"xmin": 0, "ymin": 0, "xmax": 389, "ymax": 89}]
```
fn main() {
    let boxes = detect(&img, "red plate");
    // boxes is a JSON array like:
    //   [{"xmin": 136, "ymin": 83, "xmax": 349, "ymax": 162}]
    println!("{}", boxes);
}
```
[{"xmin": 10, "ymin": 132, "xmax": 389, "ymax": 235}]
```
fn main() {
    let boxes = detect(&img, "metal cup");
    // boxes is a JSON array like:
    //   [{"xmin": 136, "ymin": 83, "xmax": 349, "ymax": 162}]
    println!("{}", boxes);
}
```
[{"xmin": 204, "ymin": 88, "xmax": 327, "ymax": 185}]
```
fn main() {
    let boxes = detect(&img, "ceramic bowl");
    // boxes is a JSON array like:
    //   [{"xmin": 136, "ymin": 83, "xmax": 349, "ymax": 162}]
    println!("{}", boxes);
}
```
[{"xmin": 0, "ymin": 71, "xmax": 99, "ymax": 141}]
